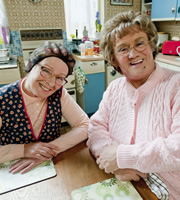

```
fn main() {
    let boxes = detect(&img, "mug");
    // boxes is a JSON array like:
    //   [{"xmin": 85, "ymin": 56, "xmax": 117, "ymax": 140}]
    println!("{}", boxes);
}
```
[{"xmin": 176, "ymin": 46, "xmax": 180, "ymax": 56}]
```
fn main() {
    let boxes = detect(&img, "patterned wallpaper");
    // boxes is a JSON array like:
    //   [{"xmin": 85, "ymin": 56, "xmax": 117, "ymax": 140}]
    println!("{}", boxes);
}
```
[
  {"xmin": 155, "ymin": 21, "xmax": 180, "ymax": 39},
  {"xmin": 104, "ymin": 0, "xmax": 141, "ymax": 22},
  {"xmin": 2, "ymin": 0, "xmax": 180, "ymax": 53},
  {"xmin": 3, "ymin": 0, "xmax": 66, "ymax": 31},
  {"xmin": 103, "ymin": 0, "xmax": 180, "ymax": 39}
]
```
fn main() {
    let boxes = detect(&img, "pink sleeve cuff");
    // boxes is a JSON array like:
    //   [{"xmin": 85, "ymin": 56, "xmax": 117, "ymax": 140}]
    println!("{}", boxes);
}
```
[{"xmin": 117, "ymin": 144, "xmax": 138, "ymax": 169}]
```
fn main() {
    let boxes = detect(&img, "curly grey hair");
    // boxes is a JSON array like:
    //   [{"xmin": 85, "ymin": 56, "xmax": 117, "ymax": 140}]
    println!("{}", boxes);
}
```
[
  {"xmin": 100, "ymin": 11, "xmax": 158, "ymax": 74},
  {"xmin": 25, "ymin": 42, "xmax": 75, "ymax": 76}
]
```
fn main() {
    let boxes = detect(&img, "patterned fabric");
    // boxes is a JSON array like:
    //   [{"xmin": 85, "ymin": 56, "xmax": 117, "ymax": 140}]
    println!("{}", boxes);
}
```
[
  {"xmin": 75, "ymin": 66, "xmax": 87, "ymax": 94},
  {"xmin": 71, "ymin": 178, "xmax": 143, "ymax": 200},
  {"xmin": 0, "ymin": 80, "xmax": 62, "ymax": 145},
  {"xmin": 144, "ymin": 173, "xmax": 169, "ymax": 200}
]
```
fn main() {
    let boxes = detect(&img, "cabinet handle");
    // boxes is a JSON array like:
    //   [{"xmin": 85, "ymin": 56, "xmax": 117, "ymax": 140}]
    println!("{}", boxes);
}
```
[
  {"xmin": 90, "ymin": 62, "xmax": 97, "ymax": 66},
  {"xmin": 85, "ymin": 78, "xmax": 88, "ymax": 84},
  {"xmin": 110, "ymin": 69, "xmax": 117, "ymax": 76},
  {"xmin": 178, "ymin": 6, "xmax": 180, "ymax": 14},
  {"xmin": 172, "ymin": 7, "xmax": 176, "ymax": 14}
]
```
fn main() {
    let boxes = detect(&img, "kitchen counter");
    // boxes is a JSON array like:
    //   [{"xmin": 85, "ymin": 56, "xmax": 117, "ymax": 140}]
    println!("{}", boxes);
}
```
[
  {"xmin": 155, "ymin": 53, "xmax": 180, "ymax": 67},
  {"xmin": 0, "ymin": 58, "xmax": 17, "ymax": 69},
  {"xmin": 73, "ymin": 53, "xmax": 180, "ymax": 67},
  {"xmin": 72, "ymin": 53, "xmax": 104, "ymax": 62},
  {"xmin": 0, "ymin": 58, "xmax": 21, "ymax": 85}
]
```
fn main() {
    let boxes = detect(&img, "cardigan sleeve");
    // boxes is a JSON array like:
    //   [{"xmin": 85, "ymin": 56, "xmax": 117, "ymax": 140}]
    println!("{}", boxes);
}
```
[
  {"xmin": 86, "ymin": 83, "xmax": 115, "ymax": 157},
  {"xmin": 50, "ymin": 88, "xmax": 89, "ymax": 153}
]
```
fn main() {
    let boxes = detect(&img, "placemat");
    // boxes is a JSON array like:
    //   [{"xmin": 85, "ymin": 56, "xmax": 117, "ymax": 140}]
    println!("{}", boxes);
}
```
[
  {"xmin": 0, "ymin": 159, "xmax": 56, "ymax": 195},
  {"xmin": 71, "ymin": 177, "xmax": 143, "ymax": 200}
]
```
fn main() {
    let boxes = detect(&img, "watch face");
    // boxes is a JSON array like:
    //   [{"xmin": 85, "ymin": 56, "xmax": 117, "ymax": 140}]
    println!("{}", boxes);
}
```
[{"xmin": 29, "ymin": 0, "xmax": 41, "ymax": 3}]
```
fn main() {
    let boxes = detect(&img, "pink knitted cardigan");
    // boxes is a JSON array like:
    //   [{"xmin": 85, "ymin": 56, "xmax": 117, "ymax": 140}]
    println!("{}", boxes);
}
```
[{"xmin": 87, "ymin": 64, "xmax": 180, "ymax": 200}]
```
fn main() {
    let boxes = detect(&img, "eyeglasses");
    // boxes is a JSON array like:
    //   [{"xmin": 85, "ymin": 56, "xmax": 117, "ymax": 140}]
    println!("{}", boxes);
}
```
[
  {"xmin": 38, "ymin": 64, "xmax": 68, "ymax": 86},
  {"xmin": 114, "ymin": 40, "xmax": 150, "ymax": 57}
]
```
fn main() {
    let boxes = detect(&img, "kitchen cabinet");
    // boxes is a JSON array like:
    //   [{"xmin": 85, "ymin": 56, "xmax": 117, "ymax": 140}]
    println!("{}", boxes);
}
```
[
  {"xmin": 155, "ymin": 53, "xmax": 180, "ymax": 71},
  {"xmin": 0, "ymin": 59, "xmax": 21, "ymax": 87},
  {"xmin": 151, "ymin": 0, "xmax": 180, "ymax": 21},
  {"xmin": 73, "ymin": 54, "xmax": 105, "ymax": 116},
  {"xmin": 141, "ymin": 0, "xmax": 152, "ymax": 16}
]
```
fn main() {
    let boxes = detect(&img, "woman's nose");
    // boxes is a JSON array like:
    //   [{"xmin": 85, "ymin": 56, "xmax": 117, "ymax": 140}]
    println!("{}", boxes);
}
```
[
  {"xmin": 47, "ymin": 76, "xmax": 56, "ymax": 87},
  {"xmin": 128, "ymin": 47, "xmax": 139, "ymax": 58}
]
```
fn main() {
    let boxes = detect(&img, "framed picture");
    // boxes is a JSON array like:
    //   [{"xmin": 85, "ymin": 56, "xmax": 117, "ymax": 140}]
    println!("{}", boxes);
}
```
[{"xmin": 110, "ymin": 0, "xmax": 133, "ymax": 6}]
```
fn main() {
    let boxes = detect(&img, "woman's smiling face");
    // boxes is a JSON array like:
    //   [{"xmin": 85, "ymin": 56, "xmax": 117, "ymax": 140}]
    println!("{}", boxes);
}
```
[
  {"xmin": 113, "ymin": 30, "xmax": 155, "ymax": 88},
  {"xmin": 24, "ymin": 56, "xmax": 68, "ymax": 98}
]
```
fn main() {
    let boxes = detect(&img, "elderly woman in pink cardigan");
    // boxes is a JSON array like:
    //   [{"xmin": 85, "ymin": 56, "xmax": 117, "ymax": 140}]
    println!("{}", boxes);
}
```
[{"xmin": 87, "ymin": 11, "xmax": 180, "ymax": 200}]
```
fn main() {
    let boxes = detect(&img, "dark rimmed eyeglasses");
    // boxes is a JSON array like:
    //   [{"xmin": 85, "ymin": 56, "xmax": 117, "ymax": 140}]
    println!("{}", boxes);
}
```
[{"xmin": 38, "ymin": 64, "xmax": 68, "ymax": 86}]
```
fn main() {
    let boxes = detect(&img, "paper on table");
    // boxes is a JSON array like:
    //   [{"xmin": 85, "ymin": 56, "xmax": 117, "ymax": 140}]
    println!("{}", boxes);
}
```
[
  {"xmin": 0, "ymin": 159, "xmax": 56, "ymax": 195},
  {"xmin": 71, "ymin": 177, "xmax": 143, "ymax": 200}
]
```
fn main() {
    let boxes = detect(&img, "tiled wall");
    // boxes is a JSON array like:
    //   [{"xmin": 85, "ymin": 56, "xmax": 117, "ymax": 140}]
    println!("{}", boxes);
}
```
[
  {"xmin": 3, "ymin": 0, "xmax": 142, "ymax": 56},
  {"xmin": 103, "ymin": 0, "xmax": 180, "ymax": 39},
  {"xmin": 4, "ymin": 0, "xmax": 66, "ymax": 31},
  {"xmin": 3, "ymin": 0, "xmax": 68, "ymax": 55},
  {"xmin": 2, "ymin": 0, "xmax": 180, "ymax": 56},
  {"xmin": 104, "ymin": 0, "xmax": 141, "ymax": 22},
  {"xmin": 155, "ymin": 21, "xmax": 180, "ymax": 39}
]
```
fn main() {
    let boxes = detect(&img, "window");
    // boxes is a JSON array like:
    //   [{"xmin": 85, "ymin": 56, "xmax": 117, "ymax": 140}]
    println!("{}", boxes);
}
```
[{"xmin": 64, "ymin": 0, "xmax": 99, "ymax": 39}]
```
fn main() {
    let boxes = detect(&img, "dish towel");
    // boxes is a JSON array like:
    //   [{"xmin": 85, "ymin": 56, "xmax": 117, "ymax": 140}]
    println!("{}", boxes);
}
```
[
  {"xmin": 144, "ymin": 173, "xmax": 169, "ymax": 200},
  {"xmin": 75, "ymin": 66, "xmax": 87, "ymax": 94}
]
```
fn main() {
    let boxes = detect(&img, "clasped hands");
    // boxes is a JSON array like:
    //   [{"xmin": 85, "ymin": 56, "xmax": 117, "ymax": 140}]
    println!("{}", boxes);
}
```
[
  {"xmin": 9, "ymin": 142, "xmax": 60, "ymax": 174},
  {"xmin": 95, "ymin": 141, "xmax": 147, "ymax": 181}
]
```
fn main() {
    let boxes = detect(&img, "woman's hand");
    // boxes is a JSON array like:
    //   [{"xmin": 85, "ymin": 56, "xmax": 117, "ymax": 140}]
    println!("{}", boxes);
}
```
[
  {"xmin": 45, "ymin": 41, "xmax": 68, "ymax": 56},
  {"xmin": 9, "ymin": 158, "xmax": 45, "ymax": 174},
  {"xmin": 24, "ymin": 142, "xmax": 60, "ymax": 160},
  {"xmin": 114, "ymin": 168, "xmax": 148, "ymax": 182},
  {"xmin": 96, "ymin": 141, "xmax": 119, "ymax": 173}
]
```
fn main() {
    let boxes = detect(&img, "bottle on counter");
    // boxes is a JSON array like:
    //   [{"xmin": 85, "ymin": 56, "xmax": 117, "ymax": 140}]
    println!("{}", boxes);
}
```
[
  {"xmin": 83, "ymin": 26, "xmax": 88, "ymax": 37},
  {"xmin": 85, "ymin": 41, "xmax": 93, "ymax": 56},
  {"xmin": 79, "ymin": 43, "xmax": 85, "ymax": 56},
  {"xmin": 76, "ymin": 29, "xmax": 78, "ymax": 38}
]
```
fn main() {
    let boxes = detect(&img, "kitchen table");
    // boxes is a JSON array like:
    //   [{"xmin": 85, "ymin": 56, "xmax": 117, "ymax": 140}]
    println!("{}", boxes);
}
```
[{"xmin": 0, "ymin": 141, "xmax": 158, "ymax": 200}]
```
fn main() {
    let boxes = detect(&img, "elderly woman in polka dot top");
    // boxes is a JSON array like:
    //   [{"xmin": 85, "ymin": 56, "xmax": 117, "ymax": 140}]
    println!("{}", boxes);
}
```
[{"xmin": 0, "ymin": 42, "xmax": 89, "ymax": 174}]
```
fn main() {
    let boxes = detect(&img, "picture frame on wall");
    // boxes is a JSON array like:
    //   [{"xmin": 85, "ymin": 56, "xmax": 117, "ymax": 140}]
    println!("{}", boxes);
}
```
[{"xmin": 110, "ymin": 0, "xmax": 133, "ymax": 6}]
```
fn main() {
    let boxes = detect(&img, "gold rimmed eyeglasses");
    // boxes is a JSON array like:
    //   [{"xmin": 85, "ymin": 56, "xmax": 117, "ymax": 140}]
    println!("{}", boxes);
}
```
[{"xmin": 114, "ymin": 40, "xmax": 150, "ymax": 57}]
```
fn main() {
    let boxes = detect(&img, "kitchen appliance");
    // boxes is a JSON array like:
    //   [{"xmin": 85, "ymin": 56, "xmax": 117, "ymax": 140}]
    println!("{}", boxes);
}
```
[
  {"xmin": 19, "ymin": 28, "xmax": 76, "ymax": 123},
  {"xmin": 157, "ymin": 32, "xmax": 169, "ymax": 52},
  {"xmin": 144, "ymin": 0, "xmax": 152, "ymax": 3},
  {"xmin": 0, "ymin": 59, "xmax": 21, "ymax": 87},
  {"xmin": 0, "ymin": 48, "xmax": 9, "ymax": 63},
  {"xmin": 162, "ymin": 40, "xmax": 180, "ymax": 55},
  {"xmin": 72, "ymin": 38, "xmax": 81, "ymax": 55}
]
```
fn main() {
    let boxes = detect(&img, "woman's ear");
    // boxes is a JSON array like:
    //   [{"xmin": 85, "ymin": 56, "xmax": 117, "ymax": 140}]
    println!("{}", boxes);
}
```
[{"xmin": 112, "ymin": 56, "xmax": 119, "ymax": 67}]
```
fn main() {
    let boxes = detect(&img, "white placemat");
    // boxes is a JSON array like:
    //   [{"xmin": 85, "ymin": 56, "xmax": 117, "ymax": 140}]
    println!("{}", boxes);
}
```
[
  {"xmin": 0, "ymin": 159, "xmax": 56, "ymax": 195},
  {"xmin": 71, "ymin": 177, "xmax": 143, "ymax": 200}
]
